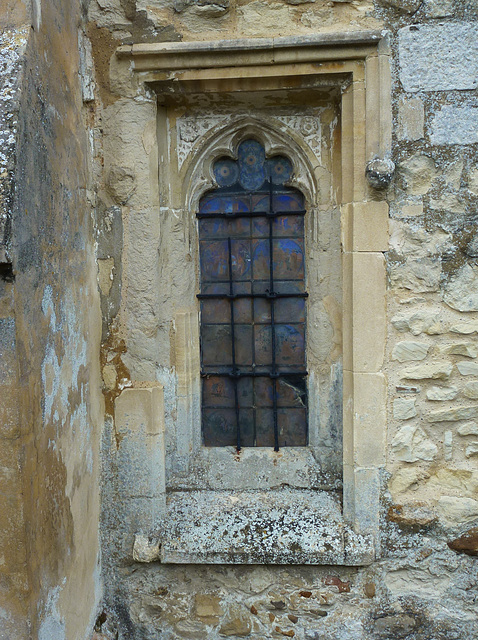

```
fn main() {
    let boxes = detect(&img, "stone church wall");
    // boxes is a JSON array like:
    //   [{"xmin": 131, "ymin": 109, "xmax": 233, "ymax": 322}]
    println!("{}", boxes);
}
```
[{"xmin": 1, "ymin": 0, "xmax": 478, "ymax": 639}]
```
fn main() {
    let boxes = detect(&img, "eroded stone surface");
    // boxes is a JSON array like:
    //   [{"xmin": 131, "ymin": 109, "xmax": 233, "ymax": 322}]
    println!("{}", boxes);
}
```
[{"xmin": 399, "ymin": 23, "xmax": 478, "ymax": 92}]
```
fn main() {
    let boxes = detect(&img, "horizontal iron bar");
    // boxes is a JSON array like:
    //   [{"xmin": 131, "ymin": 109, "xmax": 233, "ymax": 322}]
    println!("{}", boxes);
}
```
[
  {"xmin": 196, "ymin": 210, "xmax": 306, "ymax": 219},
  {"xmin": 201, "ymin": 370, "xmax": 308, "ymax": 378},
  {"xmin": 198, "ymin": 292, "xmax": 308, "ymax": 300}
]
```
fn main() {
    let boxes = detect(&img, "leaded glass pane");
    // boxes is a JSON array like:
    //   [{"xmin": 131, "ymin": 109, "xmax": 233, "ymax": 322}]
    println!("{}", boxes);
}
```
[{"xmin": 198, "ymin": 139, "xmax": 308, "ymax": 450}]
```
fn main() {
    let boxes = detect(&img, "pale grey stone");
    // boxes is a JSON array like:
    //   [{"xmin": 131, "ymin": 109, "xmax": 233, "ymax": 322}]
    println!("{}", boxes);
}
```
[
  {"xmin": 443, "ymin": 264, "xmax": 478, "ymax": 312},
  {"xmin": 465, "ymin": 443, "xmax": 478, "ymax": 458},
  {"xmin": 444, "ymin": 430, "xmax": 453, "ymax": 461},
  {"xmin": 393, "ymin": 398, "xmax": 417, "ymax": 420},
  {"xmin": 399, "ymin": 24, "xmax": 478, "ymax": 92},
  {"xmin": 424, "ymin": 0, "xmax": 453, "ymax": 17},
  {"xmin": 450, "ymin": 321, "xmax": 478, "ymax": 335},
  {"xmin": 401, "ymin": 362, "xmax": 452, "ymax": 380},
  {"xmin": 398, "ymin": 97, "xmax": 424, "ymax": 141},
  {"xmin": 427, "ymin": 406, "xmax": 478, "ymax": 423},
  {"xmin": 464, "ymin": 382, "xmax": 478, "ymax": 400},
  {"xmin": 392, "ymin": 310, "xmax": 445, "ymax": 336},
  {"xmin": 426, "ymin": 386, "xmax": 458, "ymax": 401},
  {"xmin": 438, "ymin": 343, "xmax": 478, "ymax": 358},
  {"xmin": 438, "ymin": 496, "xmax": 478, "ymax": 523},
  {"xmin": 431, "ymin": 105, "xmax": 478, "ymax": 146},
  {"xmin": 392, "ymin": 425, "xmax": 437, "ymax": 462},
  {"xmin": 457, "ymin": 422, "xmax": 478, "ymax": 436},
  {"xmin": 398, "ymin": 153, "xmax": 437, "ymax": 195},
  {"xmin": 382, "ymin": 0, "xmax": 421, "ymax": 12},
  {"xmin": 132, "ymin": 534, "xmax": 161, "ymax": 563},
  {"xmin": 457, "ymin": 361, "xmax": 478, "ymax": 376},
  {"xmin": 392, "ymin": 341, "xmax": 429, "ymax": 362}
]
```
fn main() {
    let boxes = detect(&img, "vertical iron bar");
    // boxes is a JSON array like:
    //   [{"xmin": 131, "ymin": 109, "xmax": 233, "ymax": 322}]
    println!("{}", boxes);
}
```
[
  {"xmin": 228, "ymin": 236, "xmax": 241, "ymax": 451},
  {"xmin": 268, "ymin": 181, "xmax": 279, "ymax": 452}
]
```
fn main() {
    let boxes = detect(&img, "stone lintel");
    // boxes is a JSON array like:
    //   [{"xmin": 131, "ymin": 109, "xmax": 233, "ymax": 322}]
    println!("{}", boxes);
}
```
[{"xmin": 116, "ymin": 31, "xmax": 385, "ymax": 73}]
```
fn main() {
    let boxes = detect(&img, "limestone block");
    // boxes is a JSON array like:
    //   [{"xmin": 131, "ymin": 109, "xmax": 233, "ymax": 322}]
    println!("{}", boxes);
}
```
[
  {"xmin": 382, "ymin": 0, "xmax": 421, "ymax": 12},
  {"xmin": 344, "ymin": 252, "xmax": 386, "ymax": 372},
  {"xmin": 392, "ymin": 341, "xmax": 429, "ymax": 362},
  {"xmin": 437, "ymin": 496, "xmax": 478, "ymax": 524},
  {"xmin": 399, "ymin": 24, "xmax": 478, "ymax": 92},
  {"xmin": 457, "ymin": 361, "xmax": 478, "ymax": 376},
  {"xmin": 443, "ymin": 264, "xmax": 478, "ymax": 312},
  {"xmin": 392, "ymin": 310, "xmax": 445, "ymax": 336},
  {"xmin": 400, "ymin": 203, "xmax": 424, "ymax": 217},
  {"xmin": 391, "ymin": 425, "xmax": 437, "ymax": 462},
  {"xmin": 466, "ymin": 443, "xmax": 478, "ymax": 458},
  {"xmin": 464, "ymin": 382, "xmax": 478, "ymax": 400},
  {"xmin": 400, "ymin": 362, "xmax": 452, "ymax": 380},
  {"xmin": 397, "ymin": 154, "xmax": 437, "ymax": 195},
  {"xmin": 438, "ymin": 343, "xmax": 478, "ymax": 358},
  {"xmin": 444, "ymin": 430, "xmax": 453, "ymax": 461},
  {"xmin": 195, "ymin": 594, "xmax": 223, "ymax": 623},
  {"xmin": 468, "ymin": 165, "xmax": 478, "ymax": 196},
  {"xmin": 132, "ymin": 534, "xmax": 161, "ymax": 563},
  {"xmin": 388, "ymin": 467, "xmax": 429, "ymax": 496},
  {"xmin": 345, "ymin": 372, "xmax": 386, "ymax": 467},
  {"xmin": 0, "ymin": 318, "xmax": 16, "ymax": 385},
  {"xmin": 388, "ymin": 502, "xmax": 437, "ymax": 528},
  {"xmin": 426, "ymin": 386, "xmax": 458, "ymax": 402},
  {"xmin": 219, "ymin": 610, "xmax": 252, "ymax": 637},
  {"xmin": 393, "ymin": 398, "xmax": 417, "ymax": 420},
  {"xmin": 424, "ymin": 0, "xmax": 453, "ymax": 17},
  {"xmin": 115, "ymin": 386, "xmax": 166, "ymax": 499},
  {"xmin": 457, "ymin": 422, "xmax": 478, "ymax": 436},
  {"xmin": 427, "ymin": 406, "xmax": 478, "ymax": 423},
  {"xmin": 397, "ymin": 97, "xmax": 424, "ymax": 141},
  {"xmin": 450, "ymin": 320, "xmax": 478, "ymax": 335},
  {"xmin": 341, "ymin": 202, "xmax": 389, "ymax": 253},
  {"xmin": 238, "ymin": 2, "xmax": 290, "ymax": 37},
  {"xmin": 430, "ymin": 191, "xmax": 464, "ymax": 215},
  {"xmin": 431, "ymin": 105, "xmax": 478, "ymax": 145}
]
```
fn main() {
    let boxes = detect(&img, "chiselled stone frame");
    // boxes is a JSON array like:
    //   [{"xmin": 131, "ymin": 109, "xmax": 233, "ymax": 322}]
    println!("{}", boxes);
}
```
[{"xmin": 116, "ymin": 32, "xmax": 391, "ymax": 563}]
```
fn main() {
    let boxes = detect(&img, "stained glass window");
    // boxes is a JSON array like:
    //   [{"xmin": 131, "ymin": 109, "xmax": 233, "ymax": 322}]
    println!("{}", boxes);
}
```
[{"xmin": 198, "ymin": 139, "xmax": 308, "ymax": 450}]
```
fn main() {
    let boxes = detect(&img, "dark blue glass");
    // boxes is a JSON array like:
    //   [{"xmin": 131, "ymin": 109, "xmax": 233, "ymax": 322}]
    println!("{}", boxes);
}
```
[{"xmin": 198, "ymin": 139, "xmax": 307, "ymax": 449}]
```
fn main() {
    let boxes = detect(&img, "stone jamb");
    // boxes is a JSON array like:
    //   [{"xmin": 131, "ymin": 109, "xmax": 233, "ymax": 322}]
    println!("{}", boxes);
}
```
[{"xmin": 115, "ymin": 32, "xmax": 390, "ymax": 558}]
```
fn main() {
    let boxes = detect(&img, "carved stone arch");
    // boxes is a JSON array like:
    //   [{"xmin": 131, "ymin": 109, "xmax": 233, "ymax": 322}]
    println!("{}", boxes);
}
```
[{"xmin": 180, "ymin": 116, "xmax": 319, "ymax": 211}]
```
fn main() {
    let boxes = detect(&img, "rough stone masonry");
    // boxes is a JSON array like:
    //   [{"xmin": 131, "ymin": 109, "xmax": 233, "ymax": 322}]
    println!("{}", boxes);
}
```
[{"xmin": 1, "ymin": 0, "xmax": 478, "ymax": 639}]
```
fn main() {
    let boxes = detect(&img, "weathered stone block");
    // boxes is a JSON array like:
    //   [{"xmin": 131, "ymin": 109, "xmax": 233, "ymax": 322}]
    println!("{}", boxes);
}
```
[
  {"xmin": 463, "ymin": 381, "xmax": 478, "ymax": 400},
  {"xmin": 457, "ymin": 422, "xmax": 478, "ymax": 436},
  {"xmin": 399, "ymin": 24, "xmax": 478, "ymax": 92},
  {"xmin": 401, "ymin": 362, "xmax": 452, "ymax": 380},
  {"xmin": 398, "ymin": 153, "xmax": 437, "ymax": 195},
  {"xmin": 398, "ymin": 97, "xmax": 424, "ymax": 141},
  {"xmin": 427, "ymin": 406, "xmax": 478, "ymax": 423},
  {"xmin": 426, "ymin": 386, "xmax": 458, "ymax": 402},
  {"xmin": 393, "ymin": 398, "xmax": 417, "ymax": 420},
  {"xmin": 392, "ymin": 341, "xmax": 429, "ymax": 362},
  {"xmin": 465, "ymin": 443, "xmax": 478, "ymax": 458},
  {"xmin": 431, "ymin": 105, "xmax": 478, "ymax": 145},
  {"xmin": 457, "ymin": 361, "xmax": 478, "ymax": 376},
  {"xmin": 392, "ymin": 425, "xmax": 437, "ymax": 462},
  {"xmin": 439, "ymin": 343, "xmax": 478, "ymax": 358},
  {"xmin": 448, "ymin": 528, "xmax": 478, "ymax": 556},
  {"xmin": 437, "ymin": 496, "xmax": 478, "ymax": 524}
]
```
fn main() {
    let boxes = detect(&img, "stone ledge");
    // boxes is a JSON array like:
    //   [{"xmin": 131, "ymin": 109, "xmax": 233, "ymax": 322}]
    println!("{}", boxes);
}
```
[
  {"xmin": 159, "ymin": 489, "xmax": 374, "ymax": 565},
  {"xmin": 116, "ymin": 31, "xmax": 386, "ymax": 72}
]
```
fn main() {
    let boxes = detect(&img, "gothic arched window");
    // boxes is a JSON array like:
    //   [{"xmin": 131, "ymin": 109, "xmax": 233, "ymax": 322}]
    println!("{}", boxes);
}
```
[{"xmin": 197, "ymin": 139, "xmax": 308, "ymax": 450}]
